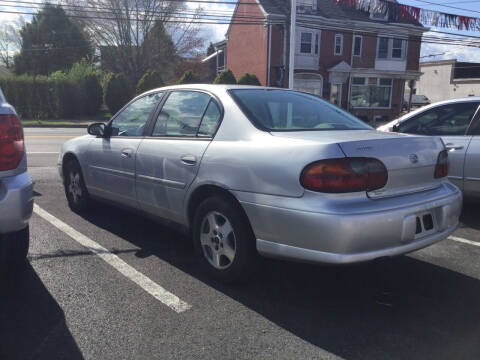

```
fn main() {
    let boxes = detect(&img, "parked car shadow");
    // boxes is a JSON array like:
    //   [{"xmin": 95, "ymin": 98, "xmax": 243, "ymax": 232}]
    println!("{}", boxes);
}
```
[
  {"xmin": 0, "ymin": 263, "xmax": 84, "ymax": 360},
  {"xmin": 80, "ymin": 201, "xmax": 480, "ymax": 360},
  {"xmin": 459, "ymin": 200, "xmax": 480, "ymax": 230}
]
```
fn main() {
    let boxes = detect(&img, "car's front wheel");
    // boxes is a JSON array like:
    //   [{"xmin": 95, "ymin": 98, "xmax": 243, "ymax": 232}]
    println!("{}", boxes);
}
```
[
  {"xmin": 64, "ymin": 159, "xmax": 89, "ymax": 212},
  {"xmin": 193, "ymin": 195, "xmax": 258, "ymax": 283}
]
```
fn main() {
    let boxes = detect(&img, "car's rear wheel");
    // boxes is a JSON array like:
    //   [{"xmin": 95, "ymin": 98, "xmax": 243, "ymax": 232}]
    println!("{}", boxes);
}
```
[
  {"xmin": 0, "ymin": 226, "xmax": 29, "ymax": 269},
  {"xmin": 64, "ymin": 159, "xmax": 89, "ymax": 212},
  {"xmin": 193, "ymin": 195, "xmax": 258, "ymax": 283}
]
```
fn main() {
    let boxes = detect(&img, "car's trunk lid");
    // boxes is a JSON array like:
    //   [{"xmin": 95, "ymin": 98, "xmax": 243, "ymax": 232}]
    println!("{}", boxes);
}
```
[{"xmin": 270, "ymin": 130, "xmax": 445, "ymax": 198}]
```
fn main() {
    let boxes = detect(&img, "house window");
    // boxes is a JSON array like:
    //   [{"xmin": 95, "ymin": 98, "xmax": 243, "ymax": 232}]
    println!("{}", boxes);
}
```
[
  {"xmin": 353, "ymin": 35, "xmax": 362, "ymax": 56},
  {"xmin": 315, "ymin": 33, "xmax": 319, "ymax": 55},
  {"xmin": 300, "ymin": 32, "xmax": 313, "ymax": 53},
  {"xmin": 294, "ymin": 73, "xmax": 323, "ymax": 96},
  {"xmin": 330, "ymin": 83, "xmax": 342, "ymax": 106},
  {"xmin": 378, "ymin": 37, "xmax": 389, "ymax": 59},
  {"xmin": 297, "ymin": 0, "xmax": 317, "ymax": 10},
  {"xmin": 350, "ymin": 77, "xmax": 393, "ymax": 108},
  {"xmin": 392, "ymin": 38, "xmax": 403, "ymax": 58},
  {"xmin": 377, "ymin": 37, "xmax": 406, "ymax": 60},
  {"xmin": 334, "ymin": 34, "xmax": 343, "ymax": 56}
]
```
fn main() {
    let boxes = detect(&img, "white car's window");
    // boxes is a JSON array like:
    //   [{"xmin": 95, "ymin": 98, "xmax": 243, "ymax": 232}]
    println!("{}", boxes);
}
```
[
  {"xmin": 153, "ymin": 91, "xmax": 210, "ymax": 137},
  {"xmin": 398, "ymin": 102, "xmax": 479, "ymax": 136},
  {"xmin": 198, "ymin": 100, "xmax": 222, "ymax": 137},
  {"xmin": 230, "ymin": 89, "xmax": 371, "ymax": 131},
  {"xmin": 111, "ymin": 92, "xmax": 163, "ymax": 137}
]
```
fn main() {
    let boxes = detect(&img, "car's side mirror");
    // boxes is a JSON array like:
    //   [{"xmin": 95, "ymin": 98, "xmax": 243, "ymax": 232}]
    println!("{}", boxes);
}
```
[
  {"xmin": 392, "ymin": 124, "xmax": 399, "ymax": 132},
  {"xmin": 87, "ymin": 122, "xmax": 106, "ymax": 137}
]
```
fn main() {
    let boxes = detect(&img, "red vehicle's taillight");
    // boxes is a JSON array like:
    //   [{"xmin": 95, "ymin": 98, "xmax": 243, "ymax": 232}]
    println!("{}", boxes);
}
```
[
  {"xmin": 300, "ymin": 157, "xmax": 388, "ymax": 193},
  {"xmin": 434, "ymin": 150, "xmax": 449, "ymax": 179},
  {"xmin": 0, "ymin": 114, "xmax": 24, "ymax": 171}
]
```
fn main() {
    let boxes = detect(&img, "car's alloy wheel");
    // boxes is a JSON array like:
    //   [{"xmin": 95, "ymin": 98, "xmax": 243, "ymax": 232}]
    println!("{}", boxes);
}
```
[
  {"xmin": 193, "ymin": 195, "xmax": 258, "ymax": 283},
  {"xmin": 200, "ymin": 211, "xmax": 236, "ymax": 270},
  {"xmin": 64, "ymin": 160, "xmax": 89, "ymax": 212}
]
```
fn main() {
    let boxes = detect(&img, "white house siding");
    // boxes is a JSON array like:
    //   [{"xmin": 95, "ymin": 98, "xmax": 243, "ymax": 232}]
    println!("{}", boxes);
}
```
[{"xmin": 416, "ymin": 60, "xmax": 480, "ymax": 103}]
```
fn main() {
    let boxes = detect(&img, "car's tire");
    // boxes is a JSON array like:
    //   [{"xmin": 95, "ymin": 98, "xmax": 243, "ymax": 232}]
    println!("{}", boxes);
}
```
[
  {"xmin": 0, "ymin": 226, "xmax": 30, "ymax": 269},
  {"xmin": 64, "ymin": 159, "xmax": 90, "ymax": 213},
  {"xmin": 192, "ymin": 195, "xmax": 258, "ymax": 283}
]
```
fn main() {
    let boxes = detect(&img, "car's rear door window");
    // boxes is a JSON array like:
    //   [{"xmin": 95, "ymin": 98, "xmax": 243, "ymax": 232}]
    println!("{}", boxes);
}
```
[
  {"xmin": 198, "ymin": 100, "xmax": 222, "ymax": 137},
  {"xmin": 399, "ymin": 102, "xmax": 479, "ymax": 136},
  {"xmin": 229, "ymin": 89, "xmax": 371, "ymax": 131},
  {"xmin": 152, "ymin": 91, "xmax": 211, "ymax": 137}
]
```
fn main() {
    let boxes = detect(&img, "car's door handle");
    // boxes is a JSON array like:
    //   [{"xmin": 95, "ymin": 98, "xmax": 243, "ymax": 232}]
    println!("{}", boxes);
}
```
[
  {"xmin": 181, "ymin": 155, "xmax": 197, "ymax": 165},
  {"xmin": 121, "ymin": 148, "xmax": 133, "ymax": 158},
  {"xmin": 445, "ymin": 143, "xmax": 464, "ymax": 151}
]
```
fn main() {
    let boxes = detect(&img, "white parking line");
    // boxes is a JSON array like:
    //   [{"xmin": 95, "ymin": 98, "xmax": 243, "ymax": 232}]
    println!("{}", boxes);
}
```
[
  {"xmin": 449, "ymin": 236, "xmax": 480, "ymax": 247},
  {"xmin": 27, "ymin": 152, "xmax": 59, "ymax": 154},
  {"xmin": 33, "ymin": 204, "xmax": 191, "ymax": 313}
]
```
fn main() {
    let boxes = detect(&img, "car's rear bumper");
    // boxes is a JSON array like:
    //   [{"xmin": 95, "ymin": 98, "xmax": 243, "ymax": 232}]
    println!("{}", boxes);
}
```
[
  {"xmin": 236, "ymin": 182, "xmax": 462, "ymax": 264},
  {"xmin": 0, "ymin": 171, "xmax": 33, "ymax": 234}
]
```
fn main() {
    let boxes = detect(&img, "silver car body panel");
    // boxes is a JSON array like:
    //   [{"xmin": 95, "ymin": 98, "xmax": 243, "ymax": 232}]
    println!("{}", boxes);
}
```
[
  {"xmin": 0, "ymin": 90, "xmax": 33, "ymax": 235},
  {"xmin": 378, "ymin": 97, "xmax": 480, "ymax": 197},
  {"xmin": 60, "ymin": 85, "xmax": 462, "ymax": 264}
]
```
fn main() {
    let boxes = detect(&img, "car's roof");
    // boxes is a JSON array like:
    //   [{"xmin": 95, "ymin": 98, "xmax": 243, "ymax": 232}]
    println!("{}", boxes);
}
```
[
  {"xmin": 397, "ymin": 97, "xmax": 480, "ymax": 122},
  {"xmin": 140, "ymin": 84, "xmax": 290, "ymax": 97}
]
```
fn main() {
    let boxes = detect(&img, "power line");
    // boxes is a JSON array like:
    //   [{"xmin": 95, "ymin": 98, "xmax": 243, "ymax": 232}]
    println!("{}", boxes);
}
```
[{"xmin": 410, "ymin": 0, "xmax": 480, "ymax": 15}]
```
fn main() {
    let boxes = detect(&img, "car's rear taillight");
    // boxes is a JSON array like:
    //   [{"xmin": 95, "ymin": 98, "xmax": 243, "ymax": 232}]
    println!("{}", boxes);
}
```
[
  {"xmin": 0, "ymin": 114, "xmax": 24, "ymax": 171},
  {"xmin": 300, "ymin": 157, "xmax": 388, "ymax": 193},
  {"xmin": 434, "ymin": 150, "xmax": 449, "ymax": 179}
]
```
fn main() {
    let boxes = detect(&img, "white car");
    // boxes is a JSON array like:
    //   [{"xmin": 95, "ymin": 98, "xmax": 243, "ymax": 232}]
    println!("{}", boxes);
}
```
[{"xmin": 378, "ymin": 97, "xmax": 480, "ymax": 198}]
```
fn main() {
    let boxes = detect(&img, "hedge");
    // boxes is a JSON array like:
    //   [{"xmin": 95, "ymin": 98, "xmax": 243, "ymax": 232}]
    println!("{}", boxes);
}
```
[
  {"xmin": 214, "ymin": 69, "xmax": 236, "ymax": 84},
  {"xmin": 104, "ymin": 73, "xmax": 131, "ymax": 114},
  {"xmin": 137, "ymin": 70, "xmax": 164, "ymax": 94},
  {"xmin": 177, "ymin": 70, "xmax": 201, "ymax": 84},
  {"xmin": 237, "ymin": 73, "xmax": 261, "ymax": 85},
  {"xmin": 0, "ymin": 75, "xmax": 78, "ymax": 119},
  {"xmin": 0, "ymin": 59, "xmax": 103, "ymax": 119}
]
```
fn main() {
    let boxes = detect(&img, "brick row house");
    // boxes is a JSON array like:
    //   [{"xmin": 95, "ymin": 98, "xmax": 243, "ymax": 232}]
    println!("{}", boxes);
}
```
[{"xmin": 214, "ymin": 0, "xmax": 427, "ymax": 122}]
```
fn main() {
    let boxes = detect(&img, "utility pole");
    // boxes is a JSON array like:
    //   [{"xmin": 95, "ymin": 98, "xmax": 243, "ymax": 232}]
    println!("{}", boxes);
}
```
[{"xmin": 288, "ymin": 0, "xmax": 296, "ymax": 89}]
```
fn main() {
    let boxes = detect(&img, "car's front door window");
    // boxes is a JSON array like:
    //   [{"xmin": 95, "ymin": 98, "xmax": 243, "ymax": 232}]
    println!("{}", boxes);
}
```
[
  {"xmin": 399, "ymin": 102, "xmax": 479, "ymax": 136},
  {"xmin": 110, "ymin": 92, "xmax": 163, "ymax": 137}
]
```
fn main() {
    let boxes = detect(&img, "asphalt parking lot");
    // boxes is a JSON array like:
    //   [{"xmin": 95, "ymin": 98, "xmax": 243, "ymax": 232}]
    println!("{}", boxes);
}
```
[{"xmin": 1, "ymin": 127, "xmax": 480, "ymax": 359}]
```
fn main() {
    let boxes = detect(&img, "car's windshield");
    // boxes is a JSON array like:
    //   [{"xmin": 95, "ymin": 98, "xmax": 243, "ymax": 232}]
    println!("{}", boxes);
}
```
[{"xmin": 229, "ymin": 89, "xmax": 371, "ymax": 131}]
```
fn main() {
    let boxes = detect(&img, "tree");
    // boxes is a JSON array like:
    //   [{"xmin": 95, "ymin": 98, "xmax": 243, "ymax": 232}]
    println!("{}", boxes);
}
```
[
  {"xmin": 14, "ymin": 5, "xmax": 92, "ymax": 75},
  {"xmin": 0, "ymin": 19, "xmax": 23, "ymax": 68},
  {"xmin": 136, "ymin": 70, "xmax": 164, "ymax": 94},
  {"xmin": 214, "ymin": 70, "xmax": 237, "ymax": 85},
  {"xmin": 177, "ymin": 70, "xmax": 201, "ymax": 84},
  {"xmin": 238, "ymin": 73, "xmax": 261, "ymax": 86},
  {"xmin": 66, "ymin": 0, "xmax": 205, "ymax": 86},
  {"xmin": 204, "ymin": 42, "xmax": 217, "ymax": 83},
  {"xmin": 104, "ymin": 73, "xmax": 131, "ymax": 114}
]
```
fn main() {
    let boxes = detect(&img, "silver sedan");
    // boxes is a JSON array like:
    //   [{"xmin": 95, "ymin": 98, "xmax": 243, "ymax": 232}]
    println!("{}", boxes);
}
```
[
  {"xmin": 378, "ymin": 97, "xmax": 480, "ymax": 198},
  {"xmin": 59, "ymin": 85, "xmax": 462, "ymax": 282}
]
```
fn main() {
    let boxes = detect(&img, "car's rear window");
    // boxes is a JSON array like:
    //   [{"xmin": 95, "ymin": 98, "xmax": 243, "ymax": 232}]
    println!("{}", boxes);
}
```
[{"xmin": 229, "ymin": 89, "xmax": 371, "ymax": 131}]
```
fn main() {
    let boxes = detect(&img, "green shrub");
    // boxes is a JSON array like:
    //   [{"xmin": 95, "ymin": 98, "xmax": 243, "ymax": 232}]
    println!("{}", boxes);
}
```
[
  {"xmin": 237, "ymin": 73, "xmax": 261, "ymax": 86},
  {"xmin": 137, "ymin": 70, "xmax": 164, "ymax": 94},
  {"xmin": 213, "ymin": 69, "xmax": 237, "ymax": 85},
  {"xmin": 177, "ymin": 70, "xmax": 201, "ymax": 85},
  {"xmin": 66, "ymin": 59, "xmax": 103, "ymax": 116},
  {"xmin": 104, "ymin": 73, "xmax": 131, "ymax": 114}
]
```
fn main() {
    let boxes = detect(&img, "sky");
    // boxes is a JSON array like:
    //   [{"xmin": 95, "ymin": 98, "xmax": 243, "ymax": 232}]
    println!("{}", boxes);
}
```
[{"xmin": 1, "ymin": 0, "xmax": 480, "ymax": 61}]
